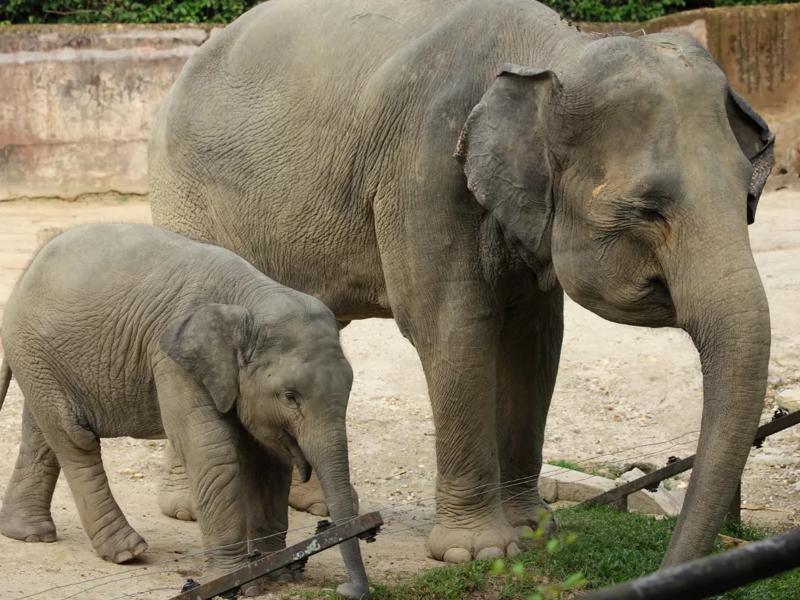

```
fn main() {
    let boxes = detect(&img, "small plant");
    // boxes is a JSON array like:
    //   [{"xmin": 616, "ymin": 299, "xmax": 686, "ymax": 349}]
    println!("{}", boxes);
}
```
[{"xmin": 489, "ymin": 508, "xmax": 587, "ymax": 600}]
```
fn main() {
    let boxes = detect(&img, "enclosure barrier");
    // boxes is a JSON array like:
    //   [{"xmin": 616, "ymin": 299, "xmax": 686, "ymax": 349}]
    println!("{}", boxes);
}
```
[
  {"xmin": 583, "ymin": 527, "xmax": 800, "ymax": 600},
  {"xmin": 169, "ymin": 511, "xmax": 383, "ymax": 600},
  {"xmin": 582, "ymin": 409, "xmax": 800, "ymax": 519}
]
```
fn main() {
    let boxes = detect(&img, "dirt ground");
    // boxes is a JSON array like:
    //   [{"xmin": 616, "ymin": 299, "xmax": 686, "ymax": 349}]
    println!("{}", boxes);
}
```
[{"xmin": 0, "ymin": 191, "xmax": 798, "ymax": 600}]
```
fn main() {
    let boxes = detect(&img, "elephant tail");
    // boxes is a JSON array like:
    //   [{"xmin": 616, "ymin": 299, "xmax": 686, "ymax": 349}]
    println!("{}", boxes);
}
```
[{"xmin": 0, "ymin": 357, "xmax": 10, "ymax": 412}]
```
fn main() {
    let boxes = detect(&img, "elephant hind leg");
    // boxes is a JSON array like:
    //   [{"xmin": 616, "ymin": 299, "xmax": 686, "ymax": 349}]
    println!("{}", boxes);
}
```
[
  {"xmin": 0, "ymin": 404, "xmax": 60, "ymax": 543},
  {"xmin": 158, "ymin": 441, "xmax": 197, "ymax": 521},
  {"xmin": 44, "ymin": 409, "xmax": 147, "ymax": 563}
]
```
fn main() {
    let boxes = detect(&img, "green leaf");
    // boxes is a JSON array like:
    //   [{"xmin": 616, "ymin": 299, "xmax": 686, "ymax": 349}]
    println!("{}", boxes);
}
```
[
  {"xmin": 490, "ymin": 558, "xmax": 505, "ymax": 575},
  {"xmin": 546, "ymin": 538, "xmax": 560, "ymax": 554},
  {"xmin": 564, "ymin": 572, "xmax": 587, "ymax": 587}
]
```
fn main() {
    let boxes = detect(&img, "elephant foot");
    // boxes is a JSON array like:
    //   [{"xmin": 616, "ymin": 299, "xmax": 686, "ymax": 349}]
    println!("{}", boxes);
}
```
[
  {"xmin": 0, "ymin": 507, "xmax": 57, "ymax": 543},
  {"xmin": 288, "ymin": 469, "xmax": 359, "ymax": 517},
  {"xmin": 426, "ymin": 515, "xmax": 520, "ymax": 563},
  {"xmin": 239, "ymin": 568, "xmax": 303, "ymax": 596},
  {"xmin": 157, "ymin": 483, "xmax": 196, "ymax": 521},
  {"xmin": 93, "ymin": 525, "xmax": 148, "ymax": 563},
  {"xmin": 502, "ymin": 496, "xmax": 558, "ymax": 542}
]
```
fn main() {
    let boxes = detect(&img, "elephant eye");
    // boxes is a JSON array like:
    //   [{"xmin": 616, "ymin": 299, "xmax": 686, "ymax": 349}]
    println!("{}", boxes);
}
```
[{"xmin": 284, "ymin": 390, "xmax": 299, "ymax": 405}]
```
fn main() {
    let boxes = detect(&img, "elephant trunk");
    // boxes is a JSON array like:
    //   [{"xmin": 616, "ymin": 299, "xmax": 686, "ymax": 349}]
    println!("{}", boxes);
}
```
[
  {"xmin": 301, "ymin": 430, "xmax": 369, "ymax": 599},
  {"xmin": 662, "ymin": 242, "xmax": 770, "ymax": 566}
]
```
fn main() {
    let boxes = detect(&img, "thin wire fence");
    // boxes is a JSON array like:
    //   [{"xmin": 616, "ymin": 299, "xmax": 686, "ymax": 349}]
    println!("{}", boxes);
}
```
[{"xmin": 16, "ymin": 427, "xmax": 705, "ymax": 600}]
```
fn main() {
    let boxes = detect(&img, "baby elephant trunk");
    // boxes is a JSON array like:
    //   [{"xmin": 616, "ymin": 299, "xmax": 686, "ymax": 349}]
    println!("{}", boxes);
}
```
[{"xmin": 302, "ymin": 433, "xmax": 369, "ymax": 599}]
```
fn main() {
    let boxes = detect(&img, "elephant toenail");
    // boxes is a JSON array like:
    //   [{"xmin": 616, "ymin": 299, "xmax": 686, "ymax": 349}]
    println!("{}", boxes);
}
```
[
  {"xmin": 24, "ymin": 535, "xmax": 40, "ymax": 543},
  {"xmin": 115, "ymin": 550, "xmax": 133, "ymax": 563},
  {"xmin": 516, "ymin": 525, "xmax": 535, "ymax": 540},
  {"xmin": 476, "ymin": 546, "xmax": 504, "ymax": 560},
  {"xmin": 443, "ymin": 548, "xmax": 472, "ymax": 563}
]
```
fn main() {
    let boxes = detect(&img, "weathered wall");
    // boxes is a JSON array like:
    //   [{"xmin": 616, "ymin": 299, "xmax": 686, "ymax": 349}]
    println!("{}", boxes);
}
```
[
  {"xmin": 0, "ymin": 5, "xmax": 798, "ymax": 201},
  {"xmin": 0, "ymin": 24, "xmax": 213, "ymax": 200},
  {"xmin": 581, "ymin": 4, "xmax": 800, "ymax": 177}
]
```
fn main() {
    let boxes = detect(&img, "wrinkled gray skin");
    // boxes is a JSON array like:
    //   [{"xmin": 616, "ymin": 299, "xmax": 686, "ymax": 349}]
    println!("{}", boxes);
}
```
[
  {"xmin": 0, "ymin": 224, "xmax": 369, "ymax": 599},
  {"xmin": 149, "ymin": 0, "xmax": 774, "ymax": 567}
]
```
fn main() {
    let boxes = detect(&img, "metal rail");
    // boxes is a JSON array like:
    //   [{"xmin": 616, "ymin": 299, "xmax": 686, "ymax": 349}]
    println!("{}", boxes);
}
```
[
  {"xmin": 583, "ymin": 527, "xmax": 800, "ymax": 600},
  {"xmin": 168, "ymin": 511, "xmax": 383, "ymax": 600},
  {"xmin": 582, "ymin": 409, "xmax": 800, "ymax": 509}
]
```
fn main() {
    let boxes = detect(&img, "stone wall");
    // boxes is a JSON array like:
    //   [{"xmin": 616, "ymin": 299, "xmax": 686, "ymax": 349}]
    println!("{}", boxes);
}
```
[
  {"xmin": 0, "ymin": 24, "xmax": 214, "ymax": 200},
  {"xmin": 0, "ymin": 5, "xmax": 798, "ymax": 201}
]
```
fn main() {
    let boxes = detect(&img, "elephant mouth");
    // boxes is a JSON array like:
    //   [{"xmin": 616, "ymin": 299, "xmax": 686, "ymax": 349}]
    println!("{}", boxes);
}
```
[
  {"xmin": 278, "ymin": 429, "xmax": 312, "ymax": 482},
  {"xmin": 638, "ymin": 275, "xmax": 677, "ymax": 325}
]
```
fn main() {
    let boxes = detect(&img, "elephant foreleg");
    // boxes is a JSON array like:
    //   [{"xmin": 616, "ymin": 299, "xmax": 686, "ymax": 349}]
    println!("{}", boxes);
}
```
[
  {"xmin": 155, "ymin": 362, "xmax": 249, "ymax": 573},
  {"xmin": 157, "ymin": 440, "xmax": 197, "ymax": 521},
  {"xmin": 238, "ymin": 438, "xmax": 294, "ymax": 597},
  {"xmin": 402, "ymin": 285, "xmax": 519, "ymax": 563},
  {"xmin": 496, "ymin": 289, "xmax": 564, "ymax": 536}
]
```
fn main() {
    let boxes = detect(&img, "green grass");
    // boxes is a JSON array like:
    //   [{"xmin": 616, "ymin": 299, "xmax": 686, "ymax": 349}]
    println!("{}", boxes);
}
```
[
  {"xmin": 546, "ymin": 458, "xmax": 624, "ymax": 480},
  {"xmin": 362, "ymin": 507, "xmax": 800, "ymax": 600}
]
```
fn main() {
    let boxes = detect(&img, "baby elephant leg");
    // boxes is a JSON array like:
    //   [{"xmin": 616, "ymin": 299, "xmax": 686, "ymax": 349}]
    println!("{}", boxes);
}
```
[
  {"xmin": 0, "ymin": 405, "xmax": 60, "ymax": 543},
  {"xmin": 48, "ymin": 418, "xmax": 147, "ymax": 563},
  {"xmin": 239, "ymin": 440, "xmax": 293, "ymax": 597},
  {"xmin": 157, "ymin": 441, "xmax": 197, "ymax": 521}
]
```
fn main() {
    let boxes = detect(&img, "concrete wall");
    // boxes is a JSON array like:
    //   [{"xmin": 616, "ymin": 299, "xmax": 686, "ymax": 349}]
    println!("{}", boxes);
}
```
[
  {"xmin": 0, "ymin": 6, "xmax": 798, "ymax": 201},
  {"xmin": 0, "ymin": 24, "xmax": 214, "ymax": 200}
]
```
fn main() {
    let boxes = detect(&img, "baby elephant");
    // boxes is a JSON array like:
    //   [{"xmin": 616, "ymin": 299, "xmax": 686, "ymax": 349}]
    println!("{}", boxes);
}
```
[{"xmin": 0, "ymin": 224, "xmax": 369, "ymax": 599}]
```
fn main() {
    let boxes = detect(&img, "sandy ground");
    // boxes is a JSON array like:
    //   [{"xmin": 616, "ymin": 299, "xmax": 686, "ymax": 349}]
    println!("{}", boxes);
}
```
[{"xmin": 0, "ymin": 191, "xmax": 798, "ymax": 600}]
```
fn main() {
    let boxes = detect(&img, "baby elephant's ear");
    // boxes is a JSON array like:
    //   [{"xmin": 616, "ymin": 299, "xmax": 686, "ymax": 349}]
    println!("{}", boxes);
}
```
[{"xmin": 160, "ymin": 304, "xmax": 253, "ymax": 413}]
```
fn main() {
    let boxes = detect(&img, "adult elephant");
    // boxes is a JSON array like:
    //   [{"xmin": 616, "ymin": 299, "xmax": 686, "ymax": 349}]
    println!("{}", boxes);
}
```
[{"xmin": 149, "ymin": 0, "xmax": 774, "ymax": 567}]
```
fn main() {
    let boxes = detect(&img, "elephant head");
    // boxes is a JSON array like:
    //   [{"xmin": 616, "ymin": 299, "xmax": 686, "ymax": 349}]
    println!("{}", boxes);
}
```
[
  {"xmin": 159, "ymin": 298, "xmax": 368, "ymax": 598},
  {"xmin": 456, "ymin": 33, "xmax": 774, "ymax": 566}
]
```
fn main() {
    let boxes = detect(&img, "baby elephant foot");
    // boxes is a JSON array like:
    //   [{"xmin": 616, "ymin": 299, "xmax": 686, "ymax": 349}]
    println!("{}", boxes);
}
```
[
  {"xmin": 93, "ymin": 526, "xmax": 148, "ymax": 563},
  {"xmin": 157, "ymin": 485, "xmax": 196, "ymax": 521},
  {"xmin": 239, "ymin": 568, "xmax": 304, "ymax": 597},
  {"xmin": 427, "ymin": 517, "xmax": 520, "ymax": 563},
  {"xmin": 0, "ymin": 507, "xmax": 57, "ymax": 543},
  {"xmin": 288, "ymin": 470, "xmax": 359, "ymax": 517}
]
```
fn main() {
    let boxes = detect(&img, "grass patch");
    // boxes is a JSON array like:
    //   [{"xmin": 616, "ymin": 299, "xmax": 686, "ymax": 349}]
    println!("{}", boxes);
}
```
[
  {"xmin": 546, "ymin": 458, "xmax": 623, "ymax": 480},
  {"xmin": 365, "ymin": 507, "xmax": 800, "ymax": 600}
]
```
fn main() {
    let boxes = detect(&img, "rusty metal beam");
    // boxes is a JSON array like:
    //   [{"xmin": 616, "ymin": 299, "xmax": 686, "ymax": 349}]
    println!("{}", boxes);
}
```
[{"xmin": 169, "ymin": 511, "xmax": 383, "ymax": 600}]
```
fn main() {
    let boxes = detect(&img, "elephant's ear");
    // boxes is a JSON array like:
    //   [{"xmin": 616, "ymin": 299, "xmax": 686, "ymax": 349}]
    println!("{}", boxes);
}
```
[
  {"xmin": 160, "ymin": 304, "xmax": 253, "ymax": 413},
  {"xmin": 725, "ymin": 86, "xmax": 775, "ymax": 224},
  {"xmin": 455, "ymin": 64, "xmax": 559, "ymax": 269}
]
